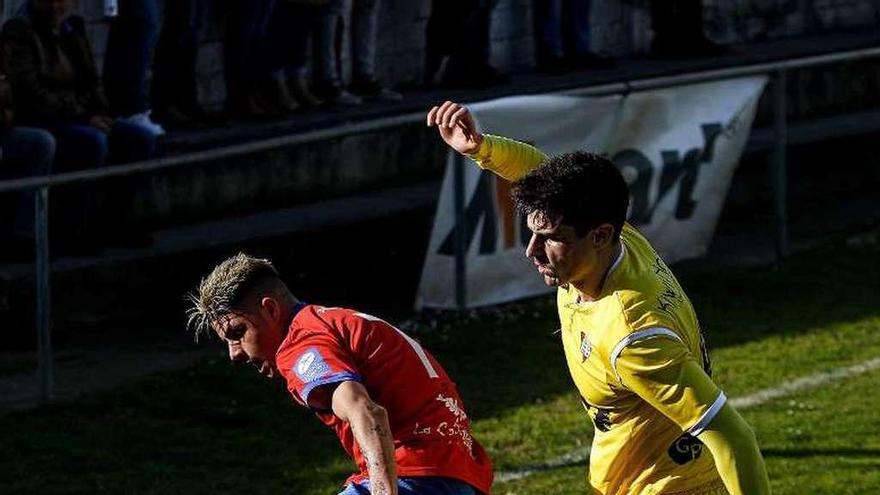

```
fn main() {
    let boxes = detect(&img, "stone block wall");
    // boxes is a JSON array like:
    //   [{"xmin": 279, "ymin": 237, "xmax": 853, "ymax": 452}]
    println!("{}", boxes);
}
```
[
  {"xmin": 3, "ymin": 0, "xmax": 877, "ymax": 109},
  {"xmin": 704, "ymin": 0, "xmax": 880, "ymax": 44}
]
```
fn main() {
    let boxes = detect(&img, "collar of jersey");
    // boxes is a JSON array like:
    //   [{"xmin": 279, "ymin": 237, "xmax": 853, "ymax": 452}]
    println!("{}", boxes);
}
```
[
  {"xmin": 566, "ymin": 244, "xmax": 627, "ymax": 308},
  {"xmin": 284, "ymin": 301, "xmax": 309, "ymax": 337}
]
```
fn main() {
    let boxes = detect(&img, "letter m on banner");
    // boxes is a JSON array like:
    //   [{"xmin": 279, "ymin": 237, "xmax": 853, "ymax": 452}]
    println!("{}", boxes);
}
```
[{"xmin": 436, "ymin": 168, "xmax": 527, "ymax": 256}]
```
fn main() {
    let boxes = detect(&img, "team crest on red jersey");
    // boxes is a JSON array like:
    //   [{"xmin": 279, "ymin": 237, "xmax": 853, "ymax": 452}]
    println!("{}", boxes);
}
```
[{"xmin": 580, "ymin": 332, "xmax": 592, "ymax": 361}]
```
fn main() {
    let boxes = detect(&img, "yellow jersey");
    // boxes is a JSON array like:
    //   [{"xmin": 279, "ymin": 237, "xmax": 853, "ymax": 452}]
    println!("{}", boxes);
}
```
[
  {"xmin": 558, "ymin": 223, "xmax": 725, "ymax": 494},
  {"xmin": 470, "ymin": 135, "xmax": 730, "ymax": 494}
]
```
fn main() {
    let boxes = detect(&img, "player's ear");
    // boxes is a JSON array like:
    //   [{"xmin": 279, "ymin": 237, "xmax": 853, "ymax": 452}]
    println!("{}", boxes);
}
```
[
  {"xmin": 259, "ymin": 296, "xmax": 282, "ymax": 324},
  {"xmin": 592, "ymin": 224, "xmax": 615, "ymax": 249}
]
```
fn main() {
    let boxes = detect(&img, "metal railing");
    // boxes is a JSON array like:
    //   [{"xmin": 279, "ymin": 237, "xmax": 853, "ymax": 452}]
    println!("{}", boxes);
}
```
[{"xmin": 3, "ymin": 44, "xmax": 880, "ymax": 402}]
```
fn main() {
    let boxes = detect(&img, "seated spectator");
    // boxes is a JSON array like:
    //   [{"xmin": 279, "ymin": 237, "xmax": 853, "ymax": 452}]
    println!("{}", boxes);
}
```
[
  {"xmin": 314, "ymin": 0, "xmax": 401, "ymax": 105},
  {"xmin": 532, "ymin": 0, "xmax": 613, "ymax": 73},
  {"xmin": 0, "ymin": 71, "xmax": 55, "ymax": 261},
  {"xmin": 151, "ymin": 0, "xmax": 218, "ymax": 129},
  {"xmin": 103, "ymin": 0, "xmax": 165, "ymax": 136},
  {"xmin": 650, "ymin": 0, "xmax": 725, "ymax": 57},
  {"xmin": 2, "ymin": 0, "xmax": 157, "ymax": 250},
  {"xmin": 266, "ymin": 0, "xmax": 323, "ymax": 112},
  {"xmin": 424, "ymin": 0, "xmax": 507, "ymax": 89}
]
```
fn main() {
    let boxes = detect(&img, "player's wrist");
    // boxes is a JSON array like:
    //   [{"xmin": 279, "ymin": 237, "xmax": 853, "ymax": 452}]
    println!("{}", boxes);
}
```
[{"xmin": 466, "ymin": 133, "xmax": 488, "ymax": 159}]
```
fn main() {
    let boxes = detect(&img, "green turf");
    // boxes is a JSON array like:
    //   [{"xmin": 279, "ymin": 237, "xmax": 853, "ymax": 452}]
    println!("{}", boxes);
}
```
[{"xmin": 1, "ymin": 235, "xmax": 879, "ymax": 494}]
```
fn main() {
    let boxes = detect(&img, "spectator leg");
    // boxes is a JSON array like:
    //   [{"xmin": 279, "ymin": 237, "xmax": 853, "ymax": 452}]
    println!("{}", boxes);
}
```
[
  {"xmin": 424, "ymin": 0, "xmax": 455, "ymax": 84},
  {"xmin": 0, "ymin": 127, "xmax": 55, "ymax": 240},
  {"xmin": 286, "ymin": 4, "xmax": 318, "ymax": 79},
  {"xmin": 225, "ymin": 0, "xmax": 278, "ymax": 113},
  {"xmin": 651, "ymin": 0, "xmax": 713, "ymax": 55},
  {"xmin": 50, "ymin": 125, "xmax": 110, "ymax": 247},
  {"xmin": 351, "ymin": 0, "xmax": 380, "ymax": 82},
  {"xmin": 532, "ymin": 0, "xmax": 564, "ymax": 62},
  {"xmin": 472, "ymin": 0, "xmax": 499, "ymax": 70},
  {"xmin": 442, "ymin": 0, "xmax": 482, "ymax": 80},
  {"xmin": 52, "ymin": 125, "xmax": 109, "ymax": 172},
  {"xmin": 152, "ymin": 0, "xmax": 205, "ymax": 115},
  {"xmin": 570, "ymin": 0, "xmax": 592, "ymax": 55},
  {"xmin": 108, "ymin": 121, "xmax": 157, "ymax": 164},
  {"xmin": 314, "ymin": 0, "xmax": 348, "ymax": 88},
  {"xmin": 103, "ymin": 0, "xmax": 160, "ymax": 117}
]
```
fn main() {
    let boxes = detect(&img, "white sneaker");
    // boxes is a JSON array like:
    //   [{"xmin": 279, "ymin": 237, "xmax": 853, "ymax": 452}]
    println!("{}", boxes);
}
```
[{"xmin": 122, "ymin": 110, "xmax": 166, "ymax": 136}]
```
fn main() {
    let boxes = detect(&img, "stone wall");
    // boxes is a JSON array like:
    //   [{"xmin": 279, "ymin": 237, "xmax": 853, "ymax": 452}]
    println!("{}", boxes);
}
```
[{"xmin": 5, "ymin": 0, "xmax": 877, "ymax": 108}]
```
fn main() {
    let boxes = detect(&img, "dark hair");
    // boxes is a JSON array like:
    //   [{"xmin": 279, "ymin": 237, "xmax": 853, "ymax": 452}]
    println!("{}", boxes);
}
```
[{"xmin": 511, "ymin": 151, "xmax": 630, "ymax": 240}]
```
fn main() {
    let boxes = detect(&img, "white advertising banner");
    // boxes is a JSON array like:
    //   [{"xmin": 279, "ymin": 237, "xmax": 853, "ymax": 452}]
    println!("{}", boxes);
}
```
[{"xmin": 416, "ymin": 77, "xmax": 768, "ymax": 310}]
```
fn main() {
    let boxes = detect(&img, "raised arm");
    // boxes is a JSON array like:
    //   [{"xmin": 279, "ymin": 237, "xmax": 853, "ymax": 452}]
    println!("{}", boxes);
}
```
[
  {"xmin": 331, "ymin": 381, "xmax": 398, "ymax": 495},
  {"xmin": 427, "ymin": 100, "xmax": 548, "ymax": 181}
]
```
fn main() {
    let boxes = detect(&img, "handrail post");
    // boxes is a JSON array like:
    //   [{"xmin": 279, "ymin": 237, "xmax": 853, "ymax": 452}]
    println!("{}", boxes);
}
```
[
  {"xmin": 453, "ymin": 154, "xmax": 467, "ymax": 311},
  {"xmin": 35, "ymin": 185, "xmax": 53, "ymax": 402},
  {"xmin": 771, "ymin": 70, "xmax": 789, "ymax": 262}
]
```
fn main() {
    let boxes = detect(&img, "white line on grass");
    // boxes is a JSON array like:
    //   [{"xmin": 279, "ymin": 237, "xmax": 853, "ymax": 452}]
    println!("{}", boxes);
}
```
[
  {"xmin": 495, "ymin": 356, "xmax": 880, "ymax": 484},
  {"xmin": 729, "ymin": 356, "xmax": 880, "ymax": 408}
]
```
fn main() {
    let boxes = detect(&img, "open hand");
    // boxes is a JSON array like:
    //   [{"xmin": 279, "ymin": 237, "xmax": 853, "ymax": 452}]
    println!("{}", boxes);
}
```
[{"xmin": 427, "ymin": 101, "xmax": 482, "ymax": 155}]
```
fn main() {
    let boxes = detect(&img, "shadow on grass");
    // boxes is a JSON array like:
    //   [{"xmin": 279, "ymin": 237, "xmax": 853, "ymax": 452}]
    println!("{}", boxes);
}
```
[
  {"xmin": 762, "ymin": 448, "xmax": 880, "ymax": 459},
  {"xmin": 1, "ymin": 221, "xmax": 879, "ymax": 493}
]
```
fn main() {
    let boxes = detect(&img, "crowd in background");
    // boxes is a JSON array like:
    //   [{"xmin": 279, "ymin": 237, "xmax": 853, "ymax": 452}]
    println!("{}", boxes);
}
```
[{"xmin": 0, "ymin": 0, "xmax": 722, "ymax": 260}]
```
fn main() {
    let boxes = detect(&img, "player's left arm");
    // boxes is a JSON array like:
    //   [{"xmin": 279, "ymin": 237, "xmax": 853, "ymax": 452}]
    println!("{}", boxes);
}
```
[
  {"xmin": 330, "ymin": 381, "xmax": 398, "ymax": 495},
  {"xmin": 614, "ymin": 335, "xmax": 771, "ymax": 495},
  {"xmin": 697, "ymin": 401, "xmax": 771, "ymax": 494}
]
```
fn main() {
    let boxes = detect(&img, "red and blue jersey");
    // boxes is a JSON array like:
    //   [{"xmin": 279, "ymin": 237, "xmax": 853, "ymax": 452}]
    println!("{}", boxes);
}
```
[{"xmin": 276, "ymin": 304, "xmax": 493, "ymax": 494}]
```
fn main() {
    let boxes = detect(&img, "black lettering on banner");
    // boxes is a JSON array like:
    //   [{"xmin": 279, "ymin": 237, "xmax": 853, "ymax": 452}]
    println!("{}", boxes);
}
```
[
  {"xmin": 612, "ymin": 149, "xmax": 654, "ymax": 224},
  {"xmin": 437, "ymin": 122, "xmax": 725, "ymax": 257},
  {"xmin": 668, "ymin": 433, "xmax": 704, "ymax": 465},
  {"xmin": 438, "ymin": 171, "xmax": 498, "ymax": 255},
  {"xmin": 613, "ymin": 121, "xmax": 724, "ymax": 225},
  {"xmin": 673, "ymin": 123, "xmax": 723, "ymax": 220}
]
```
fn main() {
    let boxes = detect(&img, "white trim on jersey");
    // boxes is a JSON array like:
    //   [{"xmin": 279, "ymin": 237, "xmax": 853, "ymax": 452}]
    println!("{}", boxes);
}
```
[
  {"xmin": 607, "ymin": 244, "xmax": 627, "ymax": 277},
  {"xmin": 687, "ymin": 391, "xmax": 727, "ymax": 436},
  {"xmin": 609, "ymin": 327, "xmax": 683, "ymax": 386},
  {"xmin": 354, "ymin": 312, "xmax": 439, "ymax": 378}
]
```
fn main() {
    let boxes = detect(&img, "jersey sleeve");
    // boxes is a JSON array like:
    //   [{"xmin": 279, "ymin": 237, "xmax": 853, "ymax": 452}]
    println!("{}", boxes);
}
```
[
  {"xmin": 468, "ymin": 134, "xmax": 548, "ymax": 182},
  {"xmin": 611, "ymin": 329, "xmax": 726, "ymax": 435},
  {"xmin": 280, "ymin": 331, "xmax": 362, "ymax": 410}
]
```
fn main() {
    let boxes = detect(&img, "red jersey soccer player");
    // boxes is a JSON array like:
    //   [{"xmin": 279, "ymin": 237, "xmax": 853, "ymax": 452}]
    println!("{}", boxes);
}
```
[{"xmin": 188, "ymin": 253, "xmax": 493, "ymax": 495}]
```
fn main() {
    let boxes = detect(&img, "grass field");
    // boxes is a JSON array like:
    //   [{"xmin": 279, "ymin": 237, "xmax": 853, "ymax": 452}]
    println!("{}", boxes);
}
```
[{"xmin": 1, "ymin": 232, "xmax": 879, "ymax": 494}]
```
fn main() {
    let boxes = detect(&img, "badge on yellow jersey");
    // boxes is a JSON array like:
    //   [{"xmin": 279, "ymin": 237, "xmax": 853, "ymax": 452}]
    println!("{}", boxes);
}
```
[{"xmin": 579, "ymin": 332, "xmax": 592, "ymax": 361}]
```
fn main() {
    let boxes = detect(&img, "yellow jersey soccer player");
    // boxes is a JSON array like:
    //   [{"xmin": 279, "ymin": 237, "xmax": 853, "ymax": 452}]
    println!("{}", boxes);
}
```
[{"xmin": 427, "ymin": 101, "xmax": 771, "ymax": 495}]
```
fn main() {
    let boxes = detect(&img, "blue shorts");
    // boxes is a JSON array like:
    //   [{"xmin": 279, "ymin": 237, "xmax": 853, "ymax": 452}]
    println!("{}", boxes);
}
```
[{"xmin": 338, "ymin": 477, "xmax": 478, "ymax": 495}]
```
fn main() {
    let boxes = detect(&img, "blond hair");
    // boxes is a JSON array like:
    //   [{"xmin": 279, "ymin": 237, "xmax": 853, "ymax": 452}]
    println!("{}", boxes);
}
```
[{"xmin": 186, "ymin": 253, "xmax": 280, "ymax": 340}]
